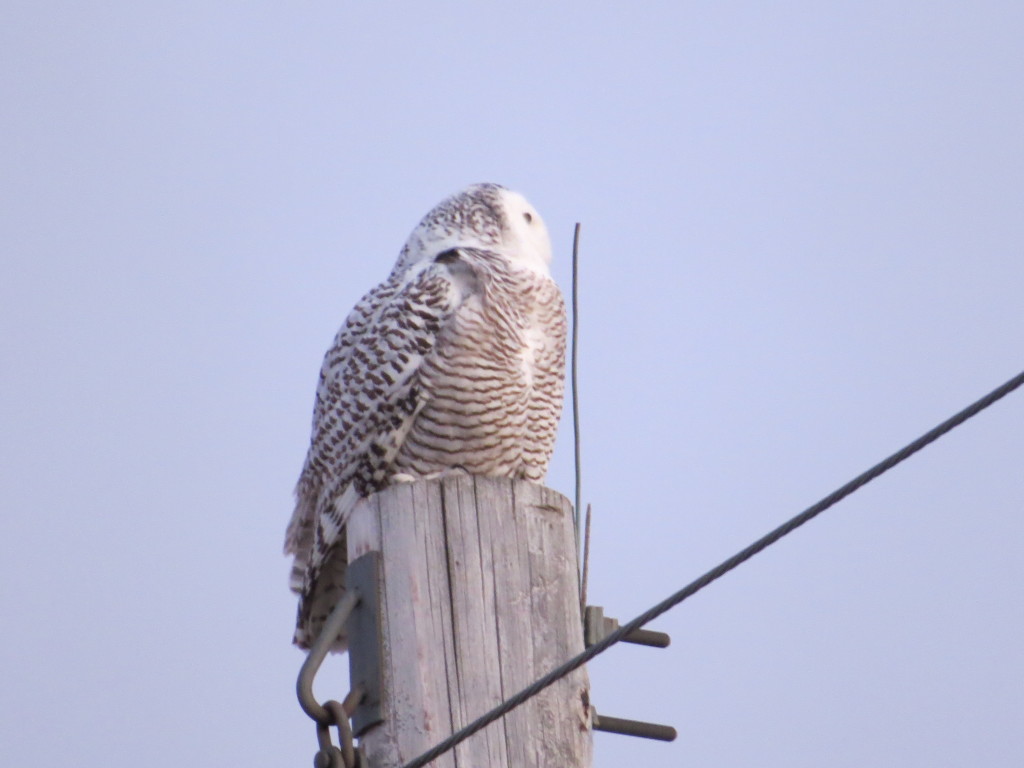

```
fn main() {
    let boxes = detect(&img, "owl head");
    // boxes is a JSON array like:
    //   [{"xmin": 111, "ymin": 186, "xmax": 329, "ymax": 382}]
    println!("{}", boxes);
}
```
[{"xmin": 394, "ymin": 183, "xmax": 553, "ymax": 275}]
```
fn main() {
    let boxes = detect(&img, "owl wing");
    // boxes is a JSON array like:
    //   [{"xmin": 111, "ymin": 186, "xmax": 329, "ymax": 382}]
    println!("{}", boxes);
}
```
[
  {"xmin": 284, "ymin": 274, "xmax": 397, "ymax": 588},
  {"xmin": 286, "ymin": 255, "xmax": 473, "ymax": 648}
]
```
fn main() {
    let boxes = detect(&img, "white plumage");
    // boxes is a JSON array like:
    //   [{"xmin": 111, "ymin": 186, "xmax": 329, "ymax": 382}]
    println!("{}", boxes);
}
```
[{"xmin": 285, "ymin": 183, "xmax": 567, "ymax": 650}]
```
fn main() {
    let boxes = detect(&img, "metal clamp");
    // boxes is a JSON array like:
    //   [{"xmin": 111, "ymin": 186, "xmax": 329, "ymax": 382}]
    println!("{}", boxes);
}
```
[{"xmin": 584, "ymin": 605, "xmax": 671, "ymax": 649}]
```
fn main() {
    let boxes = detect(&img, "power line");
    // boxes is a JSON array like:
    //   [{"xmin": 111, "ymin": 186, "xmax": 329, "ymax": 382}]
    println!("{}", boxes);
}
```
[{"xmin": 400, "ymin": 367, "xmax": 1024, "ymax": 768}]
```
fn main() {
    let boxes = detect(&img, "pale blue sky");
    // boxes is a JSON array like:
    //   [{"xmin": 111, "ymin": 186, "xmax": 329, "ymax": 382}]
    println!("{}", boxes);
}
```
[{"xmin": 2, "ymin": 3, "xmax": 1023, "ymax": 766}]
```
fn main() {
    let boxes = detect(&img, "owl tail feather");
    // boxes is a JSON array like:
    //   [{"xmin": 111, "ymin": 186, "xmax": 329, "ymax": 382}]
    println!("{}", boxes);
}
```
[{"xmin": 293, "ymin": 485, "xmax": 361, "ymax": 653}]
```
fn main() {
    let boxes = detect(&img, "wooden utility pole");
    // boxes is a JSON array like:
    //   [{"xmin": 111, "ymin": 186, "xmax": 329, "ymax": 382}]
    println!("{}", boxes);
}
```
[{"xmin": 345, "ymin": 476, "xmax": 593, "ymax": 768}]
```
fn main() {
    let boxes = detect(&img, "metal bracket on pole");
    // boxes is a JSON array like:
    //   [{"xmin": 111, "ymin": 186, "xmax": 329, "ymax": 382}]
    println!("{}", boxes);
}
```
[
  {"xmin": 592, "ymin": 709, "xmax": 677, "ymax": 742},
  {"xmin": 584, "ymin": 604, "xmax": 675, "ymax": 743},
  {"xmin": 584, "ymin": 605, "xmax": 671, "ymax": 649},
  {"xmin": 346, "ymin": 551, "xmax": 384, "ymax": 736}
]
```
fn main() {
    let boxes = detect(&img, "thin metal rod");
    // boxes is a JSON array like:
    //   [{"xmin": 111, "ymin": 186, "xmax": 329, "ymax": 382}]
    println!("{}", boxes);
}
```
[
  {"xmin": 622, "ymin": 627, "xmax": 671, "ymax": 648},
  {"xmin": 580, "ymin": 503, "xmax": 593, "ymax": 616},
  {"xmin": 400, "ymin": 367, "xmax": 1024, "ymax": 768},
  {"xmin": 592, "ymin": 710, "xmax": 678, "ymax": 742},
  {"xmin": 297, "ymin": 588, "xmax": 360, "ymax": 724},
  {"xmin": 571, "ymin": 222, "xmax": 582, "ymax": 572}
]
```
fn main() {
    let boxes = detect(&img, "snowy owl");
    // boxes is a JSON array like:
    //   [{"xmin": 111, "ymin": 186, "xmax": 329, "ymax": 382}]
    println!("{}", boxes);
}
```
[{"xmin": 285, "ymin": 183, "xmax": 567, "ymax": 650}]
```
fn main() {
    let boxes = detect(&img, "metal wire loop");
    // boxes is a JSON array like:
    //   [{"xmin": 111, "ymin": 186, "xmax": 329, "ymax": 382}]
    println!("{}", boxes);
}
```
[
  {"xmin": 312, "ymin": 690, "xmax": 365, "ymax": 768},
  {"xmin": 325, "ymin": 700, "xmax": 356, "ymax": 768},
  {"xmin": 314, "ymin": 722, "xmax": 344, "ymax": 768}
]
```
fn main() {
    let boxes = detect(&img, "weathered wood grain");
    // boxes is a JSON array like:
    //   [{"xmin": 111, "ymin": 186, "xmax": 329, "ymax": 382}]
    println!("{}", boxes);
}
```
[{"xmin": 348, "ymin": 477, "xmax": 592, "ymax": 768}]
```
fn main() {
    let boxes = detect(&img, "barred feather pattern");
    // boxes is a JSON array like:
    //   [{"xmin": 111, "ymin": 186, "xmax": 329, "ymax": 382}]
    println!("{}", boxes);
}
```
[{"xmin": 285, "ymin": 184, "xmax": 566, "ymax": 650}]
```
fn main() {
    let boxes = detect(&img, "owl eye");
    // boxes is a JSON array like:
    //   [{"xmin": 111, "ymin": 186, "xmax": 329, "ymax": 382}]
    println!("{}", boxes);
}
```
[
  {"xmin": 523, "ymin": 212, "xmax": 533, "ymax": 224},
  {"xmin": 435, "ymin": 249, "xmax": 460, "ymax": 264}
]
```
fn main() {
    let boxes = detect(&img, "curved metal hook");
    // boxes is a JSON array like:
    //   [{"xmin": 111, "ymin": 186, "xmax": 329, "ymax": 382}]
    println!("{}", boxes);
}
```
[{"xmin": 296, "ymin": 588, "xmax": 361, "ymax": 724}]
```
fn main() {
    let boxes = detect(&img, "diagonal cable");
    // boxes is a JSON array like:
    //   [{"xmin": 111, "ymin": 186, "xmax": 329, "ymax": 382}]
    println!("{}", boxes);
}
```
[{"xmin": 401, "ymin": 367, "xmax": 1024, "ymax": 768}]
